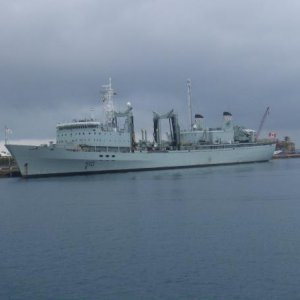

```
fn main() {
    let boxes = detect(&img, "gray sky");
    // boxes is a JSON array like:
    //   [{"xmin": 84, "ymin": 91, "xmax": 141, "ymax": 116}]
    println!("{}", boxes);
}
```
[{"xmin": 1, "ymin": 0, "xmax": 300, "ymax": 145}]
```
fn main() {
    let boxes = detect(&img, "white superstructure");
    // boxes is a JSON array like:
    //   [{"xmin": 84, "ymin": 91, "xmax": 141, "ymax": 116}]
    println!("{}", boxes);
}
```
[{"xmin": 6, "ymin": 80, "xmax": 276, "ymax": 177}]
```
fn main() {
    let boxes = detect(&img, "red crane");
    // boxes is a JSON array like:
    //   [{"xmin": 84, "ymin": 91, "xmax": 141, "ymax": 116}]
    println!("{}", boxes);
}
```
[{"xmin": 256, "ymin": 106, "xmax": 270, "ymax": 140}]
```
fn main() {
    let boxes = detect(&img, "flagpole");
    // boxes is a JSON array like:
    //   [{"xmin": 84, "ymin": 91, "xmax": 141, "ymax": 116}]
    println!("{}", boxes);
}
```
[
  {"xmin": 4, "ymin": 126, "xmax": 12, "ymax": 145},
  {"xmin": 4, "ymin": 126, "xmax": 7, "ymax": 145}
]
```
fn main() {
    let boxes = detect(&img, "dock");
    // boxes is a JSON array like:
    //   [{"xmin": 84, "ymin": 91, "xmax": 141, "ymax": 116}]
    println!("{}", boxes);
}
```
[
  {"xmin": 0, "ymin": 157, "xmax": 20, "ymax": 177},
  {"xmin": 273, "ymin": 152, "xmax": 300, "ymax": 159},
  {"xmin": 0, "ymin": 166, "xmax": 20, "ymax": 177}
]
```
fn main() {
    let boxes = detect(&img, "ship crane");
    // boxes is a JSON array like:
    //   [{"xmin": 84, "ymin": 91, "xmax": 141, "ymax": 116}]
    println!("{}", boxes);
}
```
[{"xmin": 256, "ymin": 106, "xmax": 270, "ymax": 140}]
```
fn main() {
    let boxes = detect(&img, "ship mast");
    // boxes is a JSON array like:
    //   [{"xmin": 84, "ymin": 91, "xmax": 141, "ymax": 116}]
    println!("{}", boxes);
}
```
[
  {"xmin": 187, "ymin": 79, "xmax": 193, "ymax": 130},
  {"xmin": 101, "ymin": 78, "xmax": 116, "ymax": 128}
]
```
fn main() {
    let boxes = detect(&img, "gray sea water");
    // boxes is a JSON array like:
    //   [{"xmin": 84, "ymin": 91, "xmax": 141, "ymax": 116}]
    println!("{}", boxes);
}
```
[{"xmin": 1, "ymin": 159, "xmax": 300, "ymax": 300}]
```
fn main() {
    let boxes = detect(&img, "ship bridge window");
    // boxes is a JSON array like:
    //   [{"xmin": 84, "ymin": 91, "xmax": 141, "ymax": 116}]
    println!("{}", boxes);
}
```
[{"xmin": 57, "ymin": 124, "xmax": 98, "ymax": 130}]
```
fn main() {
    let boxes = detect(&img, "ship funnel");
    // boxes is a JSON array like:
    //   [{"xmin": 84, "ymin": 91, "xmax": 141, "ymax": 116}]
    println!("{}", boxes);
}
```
[
  {"xmin": 193, "ymin": 114, "xmax": 204, "ymax": 130},
  {"xmin": 223, "ymin": 112, "xmax": 233, "ymax": 130}
]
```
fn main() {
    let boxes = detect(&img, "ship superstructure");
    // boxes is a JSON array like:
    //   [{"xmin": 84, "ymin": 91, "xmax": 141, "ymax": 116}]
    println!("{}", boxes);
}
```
[
  {"xmin": 6, "ymin": 79, "xmax": 276, "ymax": 177},
  {"xmin": 56, "ymin": 79, "xmax": 135, "ymax": 152}
]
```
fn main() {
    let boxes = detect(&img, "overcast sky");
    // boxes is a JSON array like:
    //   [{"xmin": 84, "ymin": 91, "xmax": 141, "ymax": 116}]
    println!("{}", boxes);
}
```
[{"xmin": 1, "ymin": 0, "xmax": 300, "ymax": 146}]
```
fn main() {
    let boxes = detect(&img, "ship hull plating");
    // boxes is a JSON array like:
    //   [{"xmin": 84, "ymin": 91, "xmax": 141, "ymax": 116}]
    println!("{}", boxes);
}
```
[{"xmin": 6, "ymin": 143, "xmax": 276, "ymax": 178}]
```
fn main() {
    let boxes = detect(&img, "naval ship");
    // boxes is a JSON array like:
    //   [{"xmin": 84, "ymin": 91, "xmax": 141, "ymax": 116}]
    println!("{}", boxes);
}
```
[{"xmin": 6, "ymin": 79, "xmax": 276, "ymax": 177}]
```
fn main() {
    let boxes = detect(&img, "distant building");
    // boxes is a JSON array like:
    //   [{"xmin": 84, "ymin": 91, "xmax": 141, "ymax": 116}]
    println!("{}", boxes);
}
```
[{"xmin": 276, "ymin": 136, "xmax": 295, "ymax": 153}]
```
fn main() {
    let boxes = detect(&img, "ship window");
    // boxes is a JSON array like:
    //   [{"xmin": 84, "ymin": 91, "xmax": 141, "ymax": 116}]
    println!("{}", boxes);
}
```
[
  {"xmin": 99, "ymin": 155, "xmax": 103, "ymax": 157},
  {"xmin": 106, "ymin": 155, "xmax": 109, "ymax": 157},
  {"xmin": 112, "ymin": 155, "xmax": 115, "ymax": 158}
]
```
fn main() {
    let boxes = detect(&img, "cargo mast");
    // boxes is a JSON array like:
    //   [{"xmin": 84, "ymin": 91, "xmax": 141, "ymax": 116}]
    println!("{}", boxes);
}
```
[
  {"xmin": 187, "ymin": 79, "xmax": 193, "ymax": 130},
  {"xmin": 101, "ymin": 78, "xmax": 116, "ymax": 129}
]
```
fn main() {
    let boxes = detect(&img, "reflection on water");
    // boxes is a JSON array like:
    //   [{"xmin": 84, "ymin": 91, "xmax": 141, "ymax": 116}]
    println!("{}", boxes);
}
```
[{"xmin": 1, "ymin": 159, "xmax": 300, "ymax": 299}]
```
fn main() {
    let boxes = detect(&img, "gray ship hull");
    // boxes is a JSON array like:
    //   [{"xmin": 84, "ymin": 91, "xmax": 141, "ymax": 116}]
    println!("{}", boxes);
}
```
[{"xmin": 6, "ymin": 143, "xmax": 276, "ymax": 177}]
